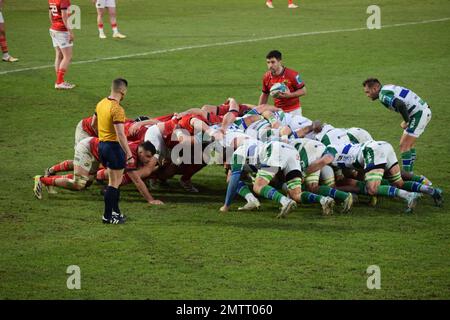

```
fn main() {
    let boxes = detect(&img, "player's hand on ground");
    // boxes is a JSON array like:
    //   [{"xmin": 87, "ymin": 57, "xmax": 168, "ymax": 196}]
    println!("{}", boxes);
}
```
[{"xmin": 148, "ymin": 199, "xmax": 164, "ymax": 205}]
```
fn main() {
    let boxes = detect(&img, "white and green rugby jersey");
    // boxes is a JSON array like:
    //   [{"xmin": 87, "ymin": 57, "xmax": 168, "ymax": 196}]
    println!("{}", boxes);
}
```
[
  {"xmin": 323, "ymin": 143, "xmax": 365, "ymax": 170},
  {"xmin": 379, "ymin": 84, "xmax": 428, "ymax": 117},
  {"xmin": 290, "ymin": 138, "xmax": 326, "ymax": 171},
  {"xmin": 314, "ymin": 124, "xmax": 351, "ymax": 146}
]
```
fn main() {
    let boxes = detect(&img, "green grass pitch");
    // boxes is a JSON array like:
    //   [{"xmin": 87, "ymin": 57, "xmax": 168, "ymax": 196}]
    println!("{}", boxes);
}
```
[{"xmin": 0, "ymin": 0, "xmax": 449, "ymax": 299}]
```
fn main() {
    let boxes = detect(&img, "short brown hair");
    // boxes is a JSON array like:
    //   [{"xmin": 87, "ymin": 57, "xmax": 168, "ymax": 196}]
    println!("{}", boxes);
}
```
[{"xmin": 362, "ymin": 78, "xmax": 381, "ymax": 87}]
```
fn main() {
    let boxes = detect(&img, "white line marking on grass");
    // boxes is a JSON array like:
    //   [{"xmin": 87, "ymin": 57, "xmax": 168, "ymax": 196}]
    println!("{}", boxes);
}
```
[{"xmin": 1, "ymin": 17, "xmax": 449, "ymax": 76}]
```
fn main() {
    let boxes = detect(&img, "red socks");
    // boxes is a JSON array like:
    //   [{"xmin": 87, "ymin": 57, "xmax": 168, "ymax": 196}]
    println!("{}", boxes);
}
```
[
  {"xmin": 98, "ymin": 23, "xmax": 104, "ymax": 29},
  {"xmin": 40, "ymin": 174, "xmax": 74, "ymax": 186},
  {"xmin": 51, "ymin": 160, "xmax": 72, "ymax": 173},
  {"xmin": 0, "ymin": 35, "xmax": 8, "ymax": 54},
  {"xmin": 56, "ymin": 69, "xmax": 66, "ymax": 85}
]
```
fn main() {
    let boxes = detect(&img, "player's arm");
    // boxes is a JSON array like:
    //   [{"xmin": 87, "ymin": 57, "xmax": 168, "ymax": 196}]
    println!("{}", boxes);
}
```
[
  {"xmin": 191, "ymin": 118, "xmax": 223, "ymax": 141},
  {"xmin": 127, "ymin": 168, "xmax": 164, "ymax": 205},
  {"xmin": 306, "ymin": 154, "xmax": 334, "ymax": 174},
  {"xmin": 91, "ymin": 113, "xmax": 98, "ymax": 135},
  {"xmin": 114, "ymin": 123, "xmax": 134, "ymax": 165},
  {"xmin": 128, "ymin": 118, "xmax": 160, "ymax": 136},
  {"xmin": 258, "ymin": 92, "xmax": 269, "ymax": 106},
  {"xmin": 261, "ymin": 110, "xmax": 280, "ymax": 129},
  {"xmin": 393, "ymin": 99, "xmax": 410, "ymax": 123},
  {"xmin": 220, "ymin": 98, "xmax": 239, "ymax": 132},
  {"xmin": 60, "ymin": 6, "xmax": 73, "ymax": 42},
  {"xmin": 175, "ymin": 107, "xmax": 206, "ymax": 119}
]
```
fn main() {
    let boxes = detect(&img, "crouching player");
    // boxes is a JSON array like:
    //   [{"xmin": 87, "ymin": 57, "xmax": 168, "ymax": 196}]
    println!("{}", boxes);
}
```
[
  {"xmin": 33, "ymin": 137, "xmax": 101, "ymax": 198},
  {"xmin": 306, "ymin": 141, "xmax": 443, "ymax": 212},
  {"xmin": 96, "ymin": 141, "xmax": 164, "ymax": 205},
  {"xmin": 220, "ymin": 138, "xmax": 335, "ymax": 217},
  {"xmin": 291, "ymin": 138, "xmax": 354, "ymax": 213}
]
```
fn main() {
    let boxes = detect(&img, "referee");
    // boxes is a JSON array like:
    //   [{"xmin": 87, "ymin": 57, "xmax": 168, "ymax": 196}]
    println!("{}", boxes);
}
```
[{"xmin": 96, "ymin": 78, "xmax": 134, "ymax": 224}]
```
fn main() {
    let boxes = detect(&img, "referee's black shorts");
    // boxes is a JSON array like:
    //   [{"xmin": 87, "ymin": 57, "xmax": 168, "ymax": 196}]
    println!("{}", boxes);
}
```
[{"xmin": 99, "ymin": 141, "xmax": 126, "ymax": 170}]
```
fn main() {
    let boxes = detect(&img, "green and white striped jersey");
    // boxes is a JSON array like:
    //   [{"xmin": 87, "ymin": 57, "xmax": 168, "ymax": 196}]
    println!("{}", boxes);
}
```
[
  {"xmin": 314, "ymin": 124, "xmax": 351, "ymax": 146},
  {"xmin": 323, "ymin": 143, "xmax": 365, "ymax": 170},
  {"xmin": 291, "ymin": 138, "xmax": 326, "ymax": 171},
  {"xmin": 379, "ymin": 84, "xmax": 428, "ymax": 117}
]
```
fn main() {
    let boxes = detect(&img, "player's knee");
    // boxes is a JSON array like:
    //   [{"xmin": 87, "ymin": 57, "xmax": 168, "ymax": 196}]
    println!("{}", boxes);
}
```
[
  {"xmin": 366, "ymin": 184, "xmax": 378, "ymax": 196},
  {"xmin": 73, "ymin": 175, "xmax": 88, "ymax": 190},
  {"xmin": 306, "ymin": 183, "xmax": 319, "ymax": 194}
]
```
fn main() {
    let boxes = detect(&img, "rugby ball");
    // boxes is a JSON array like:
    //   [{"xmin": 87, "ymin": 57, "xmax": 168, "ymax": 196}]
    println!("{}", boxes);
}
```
[{"xmin": 270, "ymin": 83, "xmax": 288, "ymax": 97}]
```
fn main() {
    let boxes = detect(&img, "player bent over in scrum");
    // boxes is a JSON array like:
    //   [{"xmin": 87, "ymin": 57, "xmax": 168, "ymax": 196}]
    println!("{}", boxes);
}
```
[
  {"xmin": 96, "ymin": 141, "xmax": 164, "ymax": 205},
  {"xmin": 220, "ymin": 138, "xmax": 335, "ymax": 217},
  {"xmin": 33, "ymin": 137, "xmax": 101, "ymax": 198},
  {"xmin": 306, "ymin": 141, "xmax": 442, "ymax": 212},
  {"xmin": 290, "ymin": 138, "xmax": 354, "ymax": 213}
]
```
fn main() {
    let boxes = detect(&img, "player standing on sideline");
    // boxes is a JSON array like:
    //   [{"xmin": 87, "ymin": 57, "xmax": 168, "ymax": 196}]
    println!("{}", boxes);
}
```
[
  {"xmin": 259, "ymin": 50, "xmax": 306, "ymax": 116},
  {"xmin": 48, "ymin": 0, "xmax": 75, "ymax": 89},
  {"xmin": 93, "ymin": 0, "xmax": 126, "ymax": 39},
  {"xmin": 97, "ymin": 78, "xmax": 134, "ymax": 224},
  {"xmin": 265, "ymin": 1, "xmax": 299, "ymax": 9},
  {"xmin": 0, "ymin": 0, "xmax": 18, "ymax": 62},
  {"xmin": 363, "ymin": 78, "xmax": 433, "ymax": 183}
]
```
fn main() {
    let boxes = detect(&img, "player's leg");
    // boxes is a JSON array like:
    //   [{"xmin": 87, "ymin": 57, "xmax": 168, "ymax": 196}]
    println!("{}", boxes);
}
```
[
  {"xmin": 45, "ymin": 160, "xmax": 74, "ymax": 176},
  {"xmin": 96, "ymin": 5, "xmax": 106, "ymax": 39},
  {"xmin": 387, "ymin": 164, "xmax": 443, "ymax": 207},
  {"xmin": 54, "ymin": 33, "xmax": 75, "ymax": 89},
  {"xmin": 179, "ymin": 164, "xmax": 205, "ymax": 193},
  {"xmin": 54, "ymin": 46, "xmax": 63, "ymax": 75},
  {"xmin": 237, "ymin": 180, "xmax": 261, "ymax": 211},
  {"xmin": 0, "ymin": 14, "xmax": 18, "ymax": 62},
  {"xmin": 400, "ymin": 109, "xmax": 432, "ymax": 172},
  {"xmin": 365, "ymin": 168, "xmax": 419, "ymax": 212},
  {"xmin": 109, "ymin": 3, "xmax": 126, "ymax": 39},
  {"xmin": 33, "ymin": 172, "xmax": 73, "ymax": 199},
  {"xmin": 100, "ymin": 141, "xmax": 126, "ymax": 224},
  {"xmin": 288, "ymin": 0, "xmax": 299, "ymax": 9},
  {"xmin": 399, "ymin": 134, "xmax": 416, "ymax": 174},
  {"xmin": 265, "ymin": 1, "xmax": 274, "ymax": 9},
  {"xmin": 313, "ymin": 168, "xmax": 353, "ymax": 213},
  {"xmin": 253, "ymin": 167, "xmax": 296, "ymax": 217}
]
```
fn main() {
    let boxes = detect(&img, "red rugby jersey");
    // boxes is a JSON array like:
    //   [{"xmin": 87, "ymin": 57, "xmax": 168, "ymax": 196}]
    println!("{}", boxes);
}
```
[
  {"xmin": 262, "ymin": 67, "xmax": 305, "ymax": 112},
  {"xmin": 49, "ymin": 0, "xmax": 71, "ymax": 32}
]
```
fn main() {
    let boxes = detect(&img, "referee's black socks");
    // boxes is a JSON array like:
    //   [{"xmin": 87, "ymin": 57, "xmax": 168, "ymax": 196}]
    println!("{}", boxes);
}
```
[{"xmin": 103, "ymin": 186, "xmax": 120, "ymax": 219}]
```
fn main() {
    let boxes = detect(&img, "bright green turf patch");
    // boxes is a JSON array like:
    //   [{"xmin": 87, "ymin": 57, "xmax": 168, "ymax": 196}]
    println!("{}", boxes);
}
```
[{"xmin": 0, "ymin": 0, "xmax": 449, "ymax": 299}]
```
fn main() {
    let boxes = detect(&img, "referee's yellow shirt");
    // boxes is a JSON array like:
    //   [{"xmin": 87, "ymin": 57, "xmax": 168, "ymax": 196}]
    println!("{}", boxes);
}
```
[{"xmin": 95, "ymin": 97, "xmax": 126, "ymax": 142}]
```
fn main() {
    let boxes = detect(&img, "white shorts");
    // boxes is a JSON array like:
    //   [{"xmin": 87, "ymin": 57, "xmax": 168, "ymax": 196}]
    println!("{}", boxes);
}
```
[
  {"xmin": 96, "ymin": 0, "xmax": 116, "ymax": 8},
  {"xmin": 74, "ymin": 137, "xmax": 99, "ymax": 174},
  {"xmin": 404, "ymin": 107, "xmax": 431, "ymax": 138},
  {"xmin": 74, "ymin": 120, "xmax": 92, "ymax": 149},
  {"xmin": 363, "ymin": 141, "xmax": 398, "ymax": 171},
  {"xmin": 260, "ymin": 142, "xmax": 301, "ymax": 178},
  {"xmin": 49, "ymin": 29, "xmax": 73, "ymax": 49},
  {"xmin": 287, "ymin": 108, "xmax": 302, "ymax": 116},
  {"xmin": 144, "ymin": 125, "xmax": 168, "ymax": 163},
  {"xmin": 0, "ymin": 11, "xmax": 4, "ymax": 24}
]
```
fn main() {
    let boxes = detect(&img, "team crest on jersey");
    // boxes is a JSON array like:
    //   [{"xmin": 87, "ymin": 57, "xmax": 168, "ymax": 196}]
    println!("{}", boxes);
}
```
[{"xmin": 295, "ymin": 74, "xmax": 302, "ymax": 84}]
